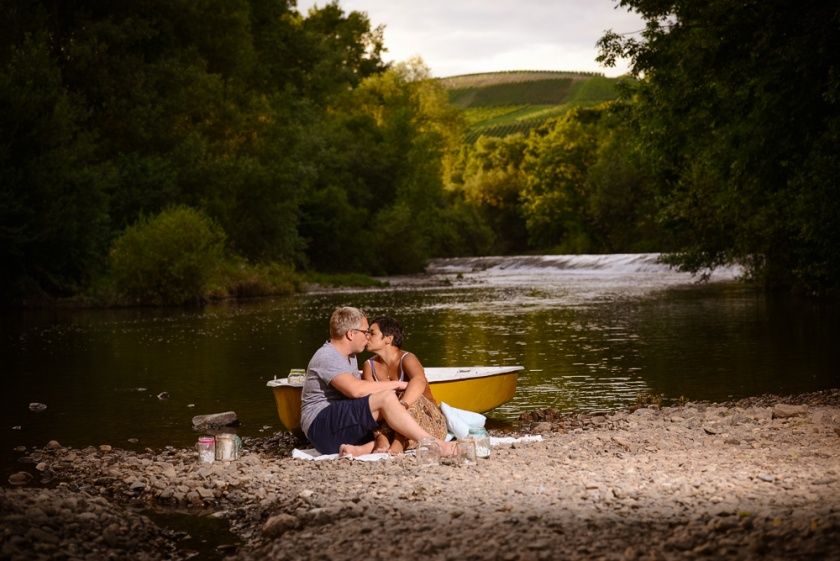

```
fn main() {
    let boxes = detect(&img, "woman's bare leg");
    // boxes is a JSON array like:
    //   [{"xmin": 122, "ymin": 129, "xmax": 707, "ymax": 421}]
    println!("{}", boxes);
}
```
[
  {"xmin": 388, "ymin": 434, "xmax": 406, "ymax": 454},
  {"xmin": 368, "ymin": 391, "xmax": 454, "ymax": 454},
  {"xmin": 372, "ymin": 433, "xmax": 391, "ymax": 453}
]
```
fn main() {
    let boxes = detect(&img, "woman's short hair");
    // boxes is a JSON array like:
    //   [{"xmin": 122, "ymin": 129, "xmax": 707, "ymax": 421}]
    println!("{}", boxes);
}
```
[
  {"xmin": 372, "ymin": 316, "xmax": 405, "ymax": 348},
  {"xmin": 330, "ymin": 306, "xmax": 367, "ymax": 338}
]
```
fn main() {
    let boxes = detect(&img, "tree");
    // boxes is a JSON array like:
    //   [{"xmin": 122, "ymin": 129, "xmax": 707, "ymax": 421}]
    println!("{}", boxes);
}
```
[
  {"xmin": 0, "ymin": 32, "xmax": 111, "ymax": 298},
  {"xmin": 301, "ymin": 58, "xmax": 475, "ymax": 274},
  {"xmin": 522, "ymin": 107, "xmax": 603, "ymax": 251},
  {"xmin": 457, "ymin": 134, "xmax": 529, "ymax": 253},
  {"xmin": 598, "ymin": 0, "xmax": 840, "ymax": 293},
  {"xmin": 585, "ymin": 101, "xmax": 664, "ymax": 252}
]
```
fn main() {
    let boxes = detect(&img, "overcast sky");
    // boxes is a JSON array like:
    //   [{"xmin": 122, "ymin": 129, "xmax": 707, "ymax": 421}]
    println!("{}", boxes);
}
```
[{"xmin": 295, "ymin": 0, "xmax": 645, "ymax": 78}]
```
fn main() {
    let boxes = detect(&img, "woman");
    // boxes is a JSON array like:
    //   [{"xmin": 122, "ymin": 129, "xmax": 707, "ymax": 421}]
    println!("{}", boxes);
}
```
[{"xmin": 362, "ymin": 316, "xmax": 447, "ymax": 454}]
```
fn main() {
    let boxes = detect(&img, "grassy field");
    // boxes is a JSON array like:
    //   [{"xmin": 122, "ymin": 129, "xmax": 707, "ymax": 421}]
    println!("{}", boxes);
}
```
[{"xmin": 441, "ymin": 71, "xmax": 624, "ymax": 142}]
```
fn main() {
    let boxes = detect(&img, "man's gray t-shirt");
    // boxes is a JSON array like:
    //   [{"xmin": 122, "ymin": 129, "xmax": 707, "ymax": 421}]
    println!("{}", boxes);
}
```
[{"xmin": 300, "ymin": 342, "xmax": 359, "ymax": 437}]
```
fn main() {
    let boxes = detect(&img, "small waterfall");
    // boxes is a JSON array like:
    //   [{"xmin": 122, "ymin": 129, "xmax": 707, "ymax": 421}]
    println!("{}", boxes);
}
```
[
  {"xmin": 427, "ymin": 253, "xmax": 671, "ymax": 274},
  {"xmin": 422, "ymin": 254, "xmax": 742, "ymax": 300}
]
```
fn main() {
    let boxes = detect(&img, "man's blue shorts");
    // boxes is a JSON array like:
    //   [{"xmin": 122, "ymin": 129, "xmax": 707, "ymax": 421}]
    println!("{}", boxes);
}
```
[{"xmin": 307, "ymin": 396, "xmax": 379, "ymax": 454}]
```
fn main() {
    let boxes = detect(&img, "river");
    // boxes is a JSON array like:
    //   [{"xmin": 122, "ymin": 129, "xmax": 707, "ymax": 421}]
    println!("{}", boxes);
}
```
[{"xmin": 3, "ymin": 254, "xmax": 838, "ymax": 476}]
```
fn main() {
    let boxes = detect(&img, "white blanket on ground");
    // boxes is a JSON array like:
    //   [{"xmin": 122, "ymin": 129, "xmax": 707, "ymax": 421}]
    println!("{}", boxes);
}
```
[{"xmin": 291, "ymin": 434, "xmax": 543, "ymax": 461}]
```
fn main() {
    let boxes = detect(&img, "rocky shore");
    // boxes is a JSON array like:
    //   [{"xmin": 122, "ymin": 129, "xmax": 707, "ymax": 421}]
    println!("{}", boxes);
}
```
[{"xmin": 3, "ymin": 390, "xmax": 840, "ymax": 561}]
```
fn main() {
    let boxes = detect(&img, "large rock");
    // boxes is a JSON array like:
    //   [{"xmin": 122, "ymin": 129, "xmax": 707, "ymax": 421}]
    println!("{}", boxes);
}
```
[
  {"xmin": 262, "ymin": 513, "xmax": 298, "ymax": 537},
  {"xmin": 191, "ymin": 411, "xmax": 238, "ymax": 429},
  {"xmin": 772, "ymin": 404, "xmax": 808, "ymax": 419}
]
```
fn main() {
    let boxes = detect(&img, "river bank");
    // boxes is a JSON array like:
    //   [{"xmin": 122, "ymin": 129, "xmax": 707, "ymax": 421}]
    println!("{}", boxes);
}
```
[{"xmin": 3, "ymin": 389, "xmax": 840, "ymax": 560}]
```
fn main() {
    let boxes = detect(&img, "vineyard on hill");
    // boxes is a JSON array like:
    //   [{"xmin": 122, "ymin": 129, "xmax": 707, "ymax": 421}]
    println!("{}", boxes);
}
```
[{"xmin": 441, "ymin": 71, "xmax": 624, "ymax": 142}]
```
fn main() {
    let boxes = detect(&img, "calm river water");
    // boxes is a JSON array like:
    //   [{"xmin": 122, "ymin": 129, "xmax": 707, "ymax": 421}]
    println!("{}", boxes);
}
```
[{"xmin": 3, "ymin": 254, "xmax": 838, "ymax": 474}]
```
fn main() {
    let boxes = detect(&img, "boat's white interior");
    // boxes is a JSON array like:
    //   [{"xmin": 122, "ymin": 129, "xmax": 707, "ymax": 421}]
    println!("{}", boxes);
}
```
[{"xmin": 266, "ymin": 365, "xmax": 523, "ymax": 388}]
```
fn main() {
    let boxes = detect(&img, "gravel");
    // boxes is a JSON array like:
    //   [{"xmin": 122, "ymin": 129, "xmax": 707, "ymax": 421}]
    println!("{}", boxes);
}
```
[{"xmin": 3, "ymin": 389, "xmax": 839, "ymax": 560}]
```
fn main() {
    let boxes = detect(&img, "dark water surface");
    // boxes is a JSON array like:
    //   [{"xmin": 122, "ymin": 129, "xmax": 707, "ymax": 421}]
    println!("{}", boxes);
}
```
[{"xmin": 3, "ymin": 255, "xmax": 838, "ymax": 476}]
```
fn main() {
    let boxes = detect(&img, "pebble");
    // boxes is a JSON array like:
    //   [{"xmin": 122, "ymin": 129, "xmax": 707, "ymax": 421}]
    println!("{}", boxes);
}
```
[
  {"xmin": 3, "ymin": 390, "xmax": 839, "ymax": 561},
  {"xmin": 8, "ymin": 472, "xmax": 33, "ymax": 485},
  {"xmin": 28, "ymin": 402, "xmax": 48, "ymax": 412}
]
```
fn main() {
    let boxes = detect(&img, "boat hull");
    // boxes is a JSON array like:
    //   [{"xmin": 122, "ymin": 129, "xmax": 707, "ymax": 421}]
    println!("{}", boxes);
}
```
[{"xmin": 268, "ymin": 366, "xmax": 521, "ymax": 433}]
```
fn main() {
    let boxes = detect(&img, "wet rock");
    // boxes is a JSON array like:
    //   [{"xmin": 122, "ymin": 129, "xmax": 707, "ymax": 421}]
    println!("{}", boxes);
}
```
[
  {"xmin": 46, "ymin": 440, "xmax": 62, "ymax": 449},
  {"xmin": 192, "ymin": 411, "xmax": 238, "ymax": 429},
  {"xmin": 532, "ymin": 422, "xmax": 553, "ymax": 434},
  {"xmin": 262, "ymin": 513, "xmax": 298, "ymax": 537},
  {"xmin": 129, "ymin": 480, "xmax": 146, "ymax": 492},
  {"xmin": 773, "ymin": 404, "xmax": 808, "ymax": 419},
  {"xmin": 8, "ymin": 472, "xmax": 33, "ymax": 485}
]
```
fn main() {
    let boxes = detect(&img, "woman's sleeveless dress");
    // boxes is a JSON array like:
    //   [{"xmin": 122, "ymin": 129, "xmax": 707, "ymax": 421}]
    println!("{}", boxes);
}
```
[{"xmin": 369, "ymin": 353, "xmax": 447, "ymax": 449}]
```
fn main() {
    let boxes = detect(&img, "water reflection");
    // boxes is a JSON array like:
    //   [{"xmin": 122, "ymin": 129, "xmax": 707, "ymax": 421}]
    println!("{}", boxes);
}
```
[{"xmin": 2, "ymin": 255, "xmax": 838, "ymax": 466}]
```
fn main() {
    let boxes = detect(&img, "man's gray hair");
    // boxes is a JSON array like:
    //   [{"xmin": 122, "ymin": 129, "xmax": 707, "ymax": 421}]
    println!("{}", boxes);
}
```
[{"xmin": 329, "ymin": 306, "xmax": 367, "ymax": 338}]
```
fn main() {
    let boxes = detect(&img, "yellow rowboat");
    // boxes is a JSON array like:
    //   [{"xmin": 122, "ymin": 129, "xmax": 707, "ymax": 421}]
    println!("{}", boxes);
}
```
[{"xmin": 266, "ymin": 366, "xmax": 523, "ymax": 433}]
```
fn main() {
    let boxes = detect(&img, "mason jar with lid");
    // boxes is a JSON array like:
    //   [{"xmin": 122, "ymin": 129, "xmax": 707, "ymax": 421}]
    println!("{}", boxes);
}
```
[
  {"xmin": 468, "ymin": 427, "xmax": 491, "ymax": 458},
  {"xmin": 197, "ymin": 436, "xmax": 216, "ymax": 464}
]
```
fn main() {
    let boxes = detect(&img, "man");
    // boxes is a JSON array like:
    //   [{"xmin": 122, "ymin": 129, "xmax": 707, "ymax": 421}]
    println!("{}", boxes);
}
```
[{"xmin": 300, "ymin": 306, "xmax": 452, "ymax": 456}]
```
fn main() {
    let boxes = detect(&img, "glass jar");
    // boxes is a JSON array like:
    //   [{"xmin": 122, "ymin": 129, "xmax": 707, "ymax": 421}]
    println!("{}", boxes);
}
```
[
  {"xmin": 456, "ymin": 438, "xmax": 477, "ymax": 465},
  {"xmin": 215, "ymin": 433, "xmax": 242, "ymax": 461},
  {"xmin": 197, "ymin": 436, "xmax": 216, "ymax": 464},
  {"xmin": 287, "ymin": 368, "xmax": 306, "ymax": 385},
  {"xmin": 468, "ymin": 427, "xmax": 491, "ymax": 458},
  {"xmin": 415, "ymin": 437, "xmax": 440, "ymax": 466}
]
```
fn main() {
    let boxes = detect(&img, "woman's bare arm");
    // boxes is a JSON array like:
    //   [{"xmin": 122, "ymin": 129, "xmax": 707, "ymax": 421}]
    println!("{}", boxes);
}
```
[{"xmin": 399, "ymin": 352, "xmax": 429, "ymax": 405}]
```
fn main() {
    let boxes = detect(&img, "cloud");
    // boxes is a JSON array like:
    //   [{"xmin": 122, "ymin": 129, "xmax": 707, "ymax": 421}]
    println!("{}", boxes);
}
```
[{"xmin": 297, "ymin": 0, "xmax": 644, "ymax": 77}]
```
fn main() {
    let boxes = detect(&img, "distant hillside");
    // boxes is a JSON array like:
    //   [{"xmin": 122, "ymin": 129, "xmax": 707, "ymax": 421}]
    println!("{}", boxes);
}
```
[{"xmin": 440, "ymin": 71, "xmax": 623, "ymax": 142}]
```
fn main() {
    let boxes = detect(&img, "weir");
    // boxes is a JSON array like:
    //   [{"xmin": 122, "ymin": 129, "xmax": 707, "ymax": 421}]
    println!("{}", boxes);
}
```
[{"xmin": 427, "ymin": 253, "xmax": 742, "ymax": 277}]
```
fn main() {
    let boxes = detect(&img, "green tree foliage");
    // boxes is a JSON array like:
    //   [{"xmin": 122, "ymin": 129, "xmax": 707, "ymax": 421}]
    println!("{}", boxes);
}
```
[
  {"xmin": 301, "ymin": 59, "xmax": 485, "ymax": 274},
  {"xmin": 584, "ymin": 102, "xmax": 663, "ymax": 252},
  {"xmin": 109, "ymin": 206, "xmax": 226, "ymax": 305},
  {"xmin": 598, "ymin": 0, "xmax": 840, "ymax": 293},
  {"xmin": 457, "ymin": 135, "xmax": 530, "ymax": 253},
  {"xmin": 0, "ymin": 31, "xmax": 111, "ymax": 298},
  {"xmin": 300, "ymin": 0, "xmax": 386, "ymax": 102},
  {"xmin": 452, "ymin": 102, "xmax": 665, "ymax": 255},
  {"xmin": 1, "ymin": 0, "xmax": 399, "ymax": 303},
  {"xmin": 522, "ymin": 107, "xmax": 603, "ymax": 251}
]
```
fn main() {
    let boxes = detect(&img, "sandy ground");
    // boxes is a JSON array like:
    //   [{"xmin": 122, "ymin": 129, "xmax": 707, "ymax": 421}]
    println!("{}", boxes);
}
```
[{"xmin": 3, "ymin": 390, "xmax": 840, "ymax": 561}]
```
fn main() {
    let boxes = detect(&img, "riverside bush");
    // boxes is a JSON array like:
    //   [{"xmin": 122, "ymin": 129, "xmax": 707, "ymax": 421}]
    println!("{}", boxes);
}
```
[
  {"xmin": 206, "ymin": 259, "xmax": 300, "ymax": 300},
  {"xmin": 109, "ymin": 206, "xmax": 226, "ymax": 305}
]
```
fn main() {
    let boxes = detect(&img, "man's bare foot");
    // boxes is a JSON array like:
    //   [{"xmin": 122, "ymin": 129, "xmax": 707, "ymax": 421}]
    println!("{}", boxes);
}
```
[{"xmin": 338, "ymin": 442, "xmax": 375, "ymax": 457}]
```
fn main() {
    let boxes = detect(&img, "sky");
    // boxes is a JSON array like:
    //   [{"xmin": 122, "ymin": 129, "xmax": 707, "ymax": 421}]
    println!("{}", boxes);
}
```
[{"xmin": 295, "ymin": 0, "xmax": 645, "ymax": 78}]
